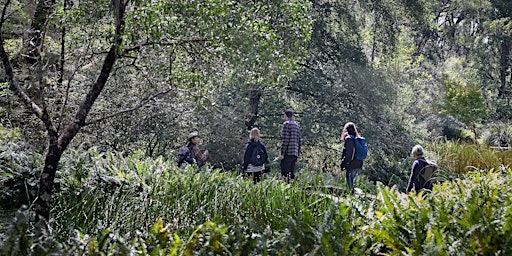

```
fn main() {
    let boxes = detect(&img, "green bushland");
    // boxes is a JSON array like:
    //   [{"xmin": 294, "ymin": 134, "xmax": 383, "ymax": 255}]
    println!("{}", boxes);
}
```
[{"xmin": 1, "ymin": 138, "xmax": 512, "ymax": 254}]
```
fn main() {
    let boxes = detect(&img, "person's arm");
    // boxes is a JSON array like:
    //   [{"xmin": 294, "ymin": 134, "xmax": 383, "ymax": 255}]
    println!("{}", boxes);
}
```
[
  {"xmin": 192, "ymin": 145, "xmax": 208, "ymax": 162},
  {"xmin": 298, "ymin": 126, "xmax": 302, "ymax": 158},
  {"xmin": 406, "ymin": 161, "xmax": 419, "ymax": 193},
  {"xmin": 242, "ymin": 143, "xmax": 251, "ymax": 170},
  {"xmin": 262, "ymin": 143, "xmax": 270, "ymax": 164},
  {"xmin": 345, "ymin": 137, "xmax": 356, "ymax": 163},
  {"xmin": 280, "ymin": 122, "xmax": 290, "ymax": 156}
]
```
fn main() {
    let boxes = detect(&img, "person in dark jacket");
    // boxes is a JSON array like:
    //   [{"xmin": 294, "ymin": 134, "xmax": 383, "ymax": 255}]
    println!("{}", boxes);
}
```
[
  {"xmin": 278, "ymin": 109, "xmax": 301, "ymax": 181},
  {"xmin": 340, "ymin": 122, "xmax": 364, "ymax": 194},
  {"xmin": 242, "ymin": 128, "xmax": 269, "ymax": 183},
  {"xmin": 406, "ymin": 145, "xmax": 432, "ymax": 193}
]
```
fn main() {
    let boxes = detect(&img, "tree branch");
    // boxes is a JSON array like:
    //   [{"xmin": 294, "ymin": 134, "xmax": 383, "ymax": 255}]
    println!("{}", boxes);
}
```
[
  {"xmin": 1, "ymin": 0, "xmax": 57, "ymax": 137},
  {"xmin": 57, "ymin": 0, "xmax": 127, "ymax": 149},
  {"xmin": 85, "ymin": 87, "xmax": 174, "ymax": 125}
]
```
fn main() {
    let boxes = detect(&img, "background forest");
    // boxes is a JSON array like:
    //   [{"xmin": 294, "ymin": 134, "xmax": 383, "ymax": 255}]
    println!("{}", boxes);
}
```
[{"xmin": 1, "ymin": 0, "xmax": 512, "ymax": 255}]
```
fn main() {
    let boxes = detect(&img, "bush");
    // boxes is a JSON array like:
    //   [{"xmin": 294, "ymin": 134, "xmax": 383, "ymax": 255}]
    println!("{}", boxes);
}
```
[{"xmin": 482, "ymin": 121, "xmax": 512, "ymax": 148}]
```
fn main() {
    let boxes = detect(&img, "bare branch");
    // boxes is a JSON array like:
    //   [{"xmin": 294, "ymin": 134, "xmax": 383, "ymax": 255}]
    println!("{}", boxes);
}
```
[
  {"xmin": 85, "ymin": 87, "xmax": 174, "ymax": 125},
  {"xmin": 1, "ymin": 0, "xmax": 58, "ymax": 137},
  {"xmin": 0, "ymin": 0, "xmax": 11, "ymax": 28},
  {"xmin": 57, "ymin": 0, "xmax": 127, "ymax": 149}
]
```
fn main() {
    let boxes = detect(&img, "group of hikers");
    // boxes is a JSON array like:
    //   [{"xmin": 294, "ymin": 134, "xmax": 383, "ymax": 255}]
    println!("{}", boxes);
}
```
[{"xmin": 178, "ymin": 108, "xmax": 437, "ymax": 194}]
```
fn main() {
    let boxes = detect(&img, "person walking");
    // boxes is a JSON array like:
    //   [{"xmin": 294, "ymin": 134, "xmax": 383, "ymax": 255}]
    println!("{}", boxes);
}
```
[
  {"xmin": 278, "ymin": 109, "xmax": 301, "ymax": 181},
  {"xmin": 340, "ymin": 122, "xmax": 364, "ymax": 194},
  {"xmin": 242, "ymin": 128, "xmax": 269, "ymax": 183},
  {"xmin": 406, "ymin": 145, "xmax": 436, "ymax": 193}
]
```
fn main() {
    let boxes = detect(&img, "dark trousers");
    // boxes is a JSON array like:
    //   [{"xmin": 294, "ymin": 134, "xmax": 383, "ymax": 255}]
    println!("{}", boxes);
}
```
[
  {"xmin": 280, "ymin": 155, "xmax": 298, "ymax": 180},
  {"xmin": 345, "ymin": 168, "xmax": 360, "ymax": 194},
  {"xmin": 246, "ymin": 171, "xmax": 263, "ymax": 184}
]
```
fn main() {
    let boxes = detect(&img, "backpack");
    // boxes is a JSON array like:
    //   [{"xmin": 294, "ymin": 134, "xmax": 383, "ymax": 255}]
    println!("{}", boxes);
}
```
[
  {"xmin": 250, "ymin": 143, "xmax": 267, "ymax": 166},
  {"xmin": 177, "ymin": 145, "xmax": 195, "ymax": 166},
  {"xmin": 350, "ymin": 135, "xmax": 368, "ymax": 160},
  {"xmin": 418, "ymin": 159, "xmax": 438, "ymax": 186}
]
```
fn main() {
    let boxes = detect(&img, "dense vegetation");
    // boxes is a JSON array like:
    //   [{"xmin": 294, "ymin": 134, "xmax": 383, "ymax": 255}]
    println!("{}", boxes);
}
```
[
  {"xmin": 1, "ymin": 136, "xmax": 511, "ymax": 254},
  {"xmin": 1, "ymin": 0, "xmax": 512, "ymax": 254}
]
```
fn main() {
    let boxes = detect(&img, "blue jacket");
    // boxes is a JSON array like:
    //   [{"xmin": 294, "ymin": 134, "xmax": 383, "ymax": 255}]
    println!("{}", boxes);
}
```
[{"xmin": 242, "ymin": 139, "xmax": 269, "ymax": 170}]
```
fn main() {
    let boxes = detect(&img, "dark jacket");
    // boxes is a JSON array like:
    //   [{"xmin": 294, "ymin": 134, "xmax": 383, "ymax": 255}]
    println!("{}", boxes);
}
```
[
  {"xmin": 406, "ymin": 157, "xmax": 432, "ymax": 193},
  {"xmin": 242, "ymin": 139, "xmax": 269, "ymax": 170},
  {"xmin": 340, "ymin": 136, "xmax": 364, "ymax": 170}
]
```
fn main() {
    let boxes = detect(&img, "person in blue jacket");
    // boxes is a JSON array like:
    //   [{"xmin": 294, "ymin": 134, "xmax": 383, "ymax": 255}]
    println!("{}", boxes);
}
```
[{"xmin": 242, "ymin": 128, "xmax": 269, "ymax": 183}]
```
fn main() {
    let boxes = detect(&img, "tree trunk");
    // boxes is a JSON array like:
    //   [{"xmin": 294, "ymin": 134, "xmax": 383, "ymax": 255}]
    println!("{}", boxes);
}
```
[
  {"xmin": 245, "ymin": 84, "xmax": 261, "ymax": 130},
  {"xmin": 26, "ymin": 0, "xmax": 56, "ymax": 64},
  {"xmin": 35, "ymin": 141, "xmax": 63, "ymax": 221},
  {"xmin": 498, "ymin": 37, "xmax": 511, "ymax": 98},
  {"xmin": 1, "ymin": 0, "xmax": 127, "ymax": 221}
]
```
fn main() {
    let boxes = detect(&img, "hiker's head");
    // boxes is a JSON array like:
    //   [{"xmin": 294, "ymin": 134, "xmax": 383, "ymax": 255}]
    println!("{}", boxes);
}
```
[
  {"xmin": 283, "ymin": 109, "xmax": 293, "ymax": 120},
  {"xmin": 342, "ymin": 122, "xmax": 360, "ymax": 139},
  {"xmin": 188, "ymin": 131, "xmax": 200, "ymax": 143},
  {"xmin": 411, "ymin": 145, "xmax": 424, "ymax": 158},
  {"xmin": 249, "ymin": 127, "xmax": 260, "ymax": 140}
]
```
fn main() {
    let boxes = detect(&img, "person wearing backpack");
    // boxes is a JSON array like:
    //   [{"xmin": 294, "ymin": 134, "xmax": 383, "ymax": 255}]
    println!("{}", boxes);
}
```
[
  {"xmin": 406, "ymin": 145, "xmax": 437, "ymax": 193},
  {"xmin": 177, "ymin": 131, "xmax": 209, "ymax": 169},
  {"xmin": 242, "ymin": 128, "xmax": 269, "ymax": 183},
  {"xmin": 340, "ymin": 122, "xmax": 366, "ymax": 194}
]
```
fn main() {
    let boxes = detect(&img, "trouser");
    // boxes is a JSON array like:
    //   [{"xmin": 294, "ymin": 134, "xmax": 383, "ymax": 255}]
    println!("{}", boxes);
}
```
[
  {"xmin": 280, "ymin": 155, "xmax": 298, "ymax": 180},
  {"xmin": 246, "ymin": 171, "xmax": 263, "ymax": 184},
  {"xmin": 345, "ymin": 168, "xmax": 360, "ymax": 194}
]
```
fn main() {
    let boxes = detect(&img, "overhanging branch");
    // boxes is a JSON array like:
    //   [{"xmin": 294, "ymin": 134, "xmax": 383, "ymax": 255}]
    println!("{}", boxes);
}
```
[
  {"xmin": 85, "ymin": 87, "xmax": 174, "ymax": 125},
  {"xmin": 1, "ymin": 0, "xmax": 57, "ymax": 137}
]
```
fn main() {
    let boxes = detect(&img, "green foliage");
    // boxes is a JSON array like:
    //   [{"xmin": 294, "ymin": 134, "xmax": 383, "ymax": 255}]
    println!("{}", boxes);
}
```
[
  {"xmin": 481, "ymin": 121, "xmax": 512, "ymax": 147},
  {"xmin": 429, "ymin": 140, "xmax": 512, "ymax": 175},
  {"xmin": 2, "ymin": 145, "xmax": 512, "ymax": 254},
  {"xmin": 439, "ymin": 75, "xmax": 488, "ymax": 125},
  {"xmin": 0, "ymin": 131, "xmax": 42, "ymax": 210}
]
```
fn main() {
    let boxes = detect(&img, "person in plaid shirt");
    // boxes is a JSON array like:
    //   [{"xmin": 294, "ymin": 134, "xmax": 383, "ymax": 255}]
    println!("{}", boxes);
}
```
[{"xmin": 278, "ymin": 109, "xmax": 301, "ymax": 181}]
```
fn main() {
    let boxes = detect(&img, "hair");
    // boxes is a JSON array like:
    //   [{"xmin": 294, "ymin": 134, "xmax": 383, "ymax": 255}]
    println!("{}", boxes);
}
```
[
  {"xmin": 284, "ymin": 109, "xmax": 293, "ymax": 118},
  {"xmin": 342, "ymin": 122, "xmax": 361, "ymax": 140},
  {"xmin": 249, "ymin": 127, "xmax": 260, "ymax": 140},
  {"xmin": 411, "ymin": 145, "xmax": 424, "ymax": 157}
]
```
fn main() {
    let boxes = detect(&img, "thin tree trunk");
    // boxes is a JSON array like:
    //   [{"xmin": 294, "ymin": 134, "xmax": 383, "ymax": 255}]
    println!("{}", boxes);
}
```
[
  {"xmin": 2, "ymin": 0, "xmax": 128, "ymax": 221},
  {"xmin": 26, "ymin": 0, "xmax": 56, "ymax": 64},
  {"xmin": 498, "ymin": 37, "xmax": 511, "ymax": 98}
]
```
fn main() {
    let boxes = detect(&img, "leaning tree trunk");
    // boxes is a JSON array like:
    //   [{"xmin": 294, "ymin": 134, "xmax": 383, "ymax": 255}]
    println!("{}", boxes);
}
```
[{"xmin": 1, "ymin": 0, "xmax": 127, "ymax": 221}]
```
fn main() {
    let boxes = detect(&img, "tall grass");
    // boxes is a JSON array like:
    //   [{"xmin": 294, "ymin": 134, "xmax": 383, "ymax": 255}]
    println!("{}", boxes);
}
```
[
  {"xmin": 2, "ymin": 142, "xmax": 512, "ymax": 254},
  {"xmin": 429, "ymin": 140, "xmax": 512, "ymax": 175}
]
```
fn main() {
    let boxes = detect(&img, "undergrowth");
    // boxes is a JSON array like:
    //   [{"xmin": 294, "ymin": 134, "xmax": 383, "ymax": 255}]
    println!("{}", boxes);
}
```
[{"xmin": 1, "ymin": 141, "xmax": 512, "ymax": 255}]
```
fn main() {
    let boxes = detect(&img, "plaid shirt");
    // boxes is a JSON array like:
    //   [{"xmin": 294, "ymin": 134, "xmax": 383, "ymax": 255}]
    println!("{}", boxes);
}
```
[{"xmin": 280, "ymin": 119, "xmax": 301, "ymax": 157}]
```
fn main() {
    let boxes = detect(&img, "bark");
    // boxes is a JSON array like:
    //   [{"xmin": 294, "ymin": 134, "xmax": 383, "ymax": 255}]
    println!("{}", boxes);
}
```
[
  {"xmin": 26, "ymin": 0, "xmax": 56, "ymax": 64},
  {"xmin": 244, "ymin": 85, "xmax": 261, "ymax": 130},
  {"xmin": 498, "ymin": 37, "xmax": 511, "ymax": 98},
  {"xmin": 1, "ymin": 0, "xmax": 127, "ymax": 221}
]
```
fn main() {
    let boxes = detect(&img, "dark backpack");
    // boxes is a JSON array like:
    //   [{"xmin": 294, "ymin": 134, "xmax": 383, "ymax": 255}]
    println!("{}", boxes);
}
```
[
  {"xmin": 418, "ymin": 159, "xmax": 438, "ymax": 187},
  {"xmin": 350, "ymin": 135, "xmax": 368, "ymax": 160},
  {"xmin": 250, "ymin": 143, "xmax": 267, "ymax": 166},
  {"xmin": 177, "ymin": 145, "xmax": 195, "ymax": 166}
]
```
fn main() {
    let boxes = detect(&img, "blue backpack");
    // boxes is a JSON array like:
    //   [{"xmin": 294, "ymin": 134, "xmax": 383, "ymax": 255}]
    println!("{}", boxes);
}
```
[
  {"xmin": 350, "ymin": 135, "xmax": 368, "ymax": 160},
  {"xmin": 250, "ymin": 143, "xmax": 267, "ymax": 166}
]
